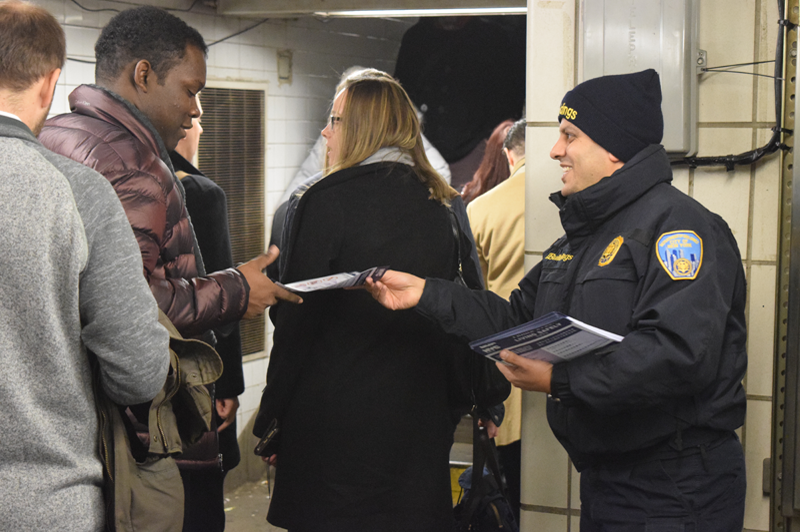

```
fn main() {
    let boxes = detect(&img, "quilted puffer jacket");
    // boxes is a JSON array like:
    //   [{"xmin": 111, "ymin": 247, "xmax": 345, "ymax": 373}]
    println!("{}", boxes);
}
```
[{"xmin": 40, "ymin": 85, "xmax": 248, "ymax": 338}]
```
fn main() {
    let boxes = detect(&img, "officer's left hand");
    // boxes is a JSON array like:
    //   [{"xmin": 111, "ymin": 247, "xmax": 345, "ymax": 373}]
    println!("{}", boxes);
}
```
[{"xmin": 496, "ymin": 350, "xmax": 553, "ymax": 393}]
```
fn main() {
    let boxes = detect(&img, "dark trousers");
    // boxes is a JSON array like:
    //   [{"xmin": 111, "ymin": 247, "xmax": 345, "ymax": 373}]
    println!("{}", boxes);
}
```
[
  {"xmin": 497, "ymin": 439, "xmax": 521, "ymax": 524},
  {"xmin": 579, "ymin": 433, "xmax": 745, "ymax": 532},
  {"xmin": 180, "ymin": 467, "xmax": 226, "ymax": 532}
]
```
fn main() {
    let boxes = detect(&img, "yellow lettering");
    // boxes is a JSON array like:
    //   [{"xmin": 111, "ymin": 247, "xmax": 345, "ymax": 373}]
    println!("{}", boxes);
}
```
[{"xmin": 559, "ymin": 104, "xmax": 578, "ymax": 121}]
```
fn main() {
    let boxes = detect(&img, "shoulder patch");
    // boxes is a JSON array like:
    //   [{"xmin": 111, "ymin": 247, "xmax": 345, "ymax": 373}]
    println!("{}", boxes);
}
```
[
  {"xmin": 599, "ymin": 236, "xmax": 624, "ymax": 267},
  {"xmin": 656, "ymin": 231, "xmax": 703, "ymax": 280}
]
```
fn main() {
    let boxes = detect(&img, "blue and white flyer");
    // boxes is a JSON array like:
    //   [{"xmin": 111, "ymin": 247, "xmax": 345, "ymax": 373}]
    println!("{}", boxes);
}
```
[{"xmin": 469, "ymin": 311, "xmax": 624, "ymax": 364}]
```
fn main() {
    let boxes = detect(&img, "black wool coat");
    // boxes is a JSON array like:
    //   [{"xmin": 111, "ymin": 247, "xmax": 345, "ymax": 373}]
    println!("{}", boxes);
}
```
[{"xmin": 263, "ymin": 162, "xmax": 461, "ymax": 532}]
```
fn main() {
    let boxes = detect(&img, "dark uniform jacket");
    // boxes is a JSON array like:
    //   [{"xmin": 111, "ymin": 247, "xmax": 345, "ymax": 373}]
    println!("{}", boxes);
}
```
[
  {"xmin": 417, "ymin": 145, "xmax": 747, "ymax": 470},
  {"xmin": 40, "ymin": 85, "xmax": 248, "ymax": 338}
]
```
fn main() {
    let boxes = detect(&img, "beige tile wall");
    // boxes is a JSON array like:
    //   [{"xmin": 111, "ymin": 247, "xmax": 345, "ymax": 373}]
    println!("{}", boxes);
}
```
[{"xmin": 523, "ymin": 0, "xmax": 780, "ymax": 530}]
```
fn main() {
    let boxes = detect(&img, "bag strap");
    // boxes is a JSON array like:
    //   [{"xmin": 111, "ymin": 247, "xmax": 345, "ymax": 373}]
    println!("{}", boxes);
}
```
[
  {"xmin": 446, "ymin": 205, "xmax": 480, "ymax": 410},
  {"xmin": 446, "ymin": 205, "xmax": 467, "ymax": 286},
  {"xmin": 460, "ymin": 411, "xmax": 510, "ymax": 527},
  {"xmin": 478, "ymin": 418, "xmax": 508, "ymax": 498}
]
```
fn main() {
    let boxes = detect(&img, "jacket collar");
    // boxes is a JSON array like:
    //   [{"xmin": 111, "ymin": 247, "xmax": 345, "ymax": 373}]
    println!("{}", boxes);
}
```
[
  {"xmin": 549, "ymin": 144, "xmax": 672, "ymax": 239},
  {"xmin": 170, "ymin": 150, "xmax": 203, "ymax": 178},
  {"xmin": 67, "ymin": 85, "xmax": 204, "ymax": 275},
  {"xmin": 0, "ymin": 114, "xmax": 36, "ymax": 142},
  {"xmin": 510, "ymin": 156, "xmax": 526, "ymax": 176},
  {"xmin": 68, "ymin": 84, "xmax": 174, "ymax": 172}
]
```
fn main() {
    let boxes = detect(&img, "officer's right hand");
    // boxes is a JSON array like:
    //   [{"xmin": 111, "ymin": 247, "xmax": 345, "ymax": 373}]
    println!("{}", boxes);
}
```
[
  {"xmin": 237, "ymin": 246, "xmax": 302, "ymax": 319},
  {"xmin": 365, "ymin": 270, "xmax": 425, "ymax": 310}
]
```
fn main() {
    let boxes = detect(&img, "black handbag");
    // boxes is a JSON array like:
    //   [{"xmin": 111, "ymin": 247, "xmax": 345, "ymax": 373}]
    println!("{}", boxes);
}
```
[
  {"xmin": 445, "ymin": 207, "xmax": 511, "ymax": 413},
  {"xmin": 453, "ymin": 417, "xmax": 520, "ymax": 532}
]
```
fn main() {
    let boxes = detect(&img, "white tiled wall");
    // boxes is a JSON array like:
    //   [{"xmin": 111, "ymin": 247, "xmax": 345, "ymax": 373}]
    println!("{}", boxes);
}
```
[{"xmin": 34, "ymin": 0, "xmax": 412, "ymax": 440}]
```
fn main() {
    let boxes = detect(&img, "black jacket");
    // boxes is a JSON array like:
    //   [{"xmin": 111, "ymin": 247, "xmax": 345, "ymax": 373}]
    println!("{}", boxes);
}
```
[
  {"xmin": 170, "ymin": 151, "xmax": 243, "ymax": 471},
  {"xmin": 417, "ymin": 145, "xmax": 747, "ymax": 470}
]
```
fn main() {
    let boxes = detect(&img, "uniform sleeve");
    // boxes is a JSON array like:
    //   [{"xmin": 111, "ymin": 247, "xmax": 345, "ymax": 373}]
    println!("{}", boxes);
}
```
[
  {"xmin": 417, "ymin": 261, "xmax": 540, "ymax": 343},
  {"xmin": 560, "ymin": 215, "xmax": 747, "ymax": 415},
  {"xmin": 72, "ymin": 168, "xmax": 170, "ymax": 405}
]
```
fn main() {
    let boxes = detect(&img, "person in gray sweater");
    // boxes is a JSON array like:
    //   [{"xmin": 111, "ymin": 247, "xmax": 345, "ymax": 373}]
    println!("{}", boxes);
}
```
[{"xmin": 0, "ymin": 2, "xmax": 169, "ymax": 530}]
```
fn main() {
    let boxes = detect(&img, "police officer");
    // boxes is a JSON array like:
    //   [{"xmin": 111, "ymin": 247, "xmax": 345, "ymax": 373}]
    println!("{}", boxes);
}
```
[{"xmin": 366, "ymin": 69, "xmax": 747, "ymax": 531}]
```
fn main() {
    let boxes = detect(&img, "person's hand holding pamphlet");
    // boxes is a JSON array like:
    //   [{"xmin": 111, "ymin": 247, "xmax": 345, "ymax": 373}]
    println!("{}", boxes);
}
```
[
  {"xmin": 276, "ymin": 266, "xmax": 389, "ymax": 293},
  {"xmin": 469, "ymin": 311, "xmax": 623, "ymax": 365}
]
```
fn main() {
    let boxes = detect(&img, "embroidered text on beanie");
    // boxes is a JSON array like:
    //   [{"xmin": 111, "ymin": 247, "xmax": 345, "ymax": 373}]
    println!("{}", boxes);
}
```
[{"xmin": 557, "ymin": 69, "xmax": 664, "ymax": 162}]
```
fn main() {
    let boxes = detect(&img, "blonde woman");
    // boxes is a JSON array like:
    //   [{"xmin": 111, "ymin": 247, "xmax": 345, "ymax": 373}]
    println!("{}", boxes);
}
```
[{"xmin": 257, "ymin": 71, "xmax": 480, "ymax": 531}]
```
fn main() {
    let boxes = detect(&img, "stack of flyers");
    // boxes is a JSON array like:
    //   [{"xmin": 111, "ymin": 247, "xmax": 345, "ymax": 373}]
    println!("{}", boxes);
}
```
[{"xmin": 469, "ymin": 311, "xmax": 623, "ymax": 364}]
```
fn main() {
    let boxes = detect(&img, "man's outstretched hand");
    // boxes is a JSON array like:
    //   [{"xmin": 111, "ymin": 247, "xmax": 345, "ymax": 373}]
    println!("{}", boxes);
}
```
[
  {"xmin": 364, "ymin": 270, "xmax": 426, "ymax": 310},
  {"xmin": 237, "ymin": 245, "xmax": 302, "ymax": 319}
]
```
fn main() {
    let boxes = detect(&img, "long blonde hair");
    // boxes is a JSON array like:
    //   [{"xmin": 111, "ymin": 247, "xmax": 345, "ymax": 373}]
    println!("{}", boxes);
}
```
[{"xmin": 324, "ymin": 70, "xmax": 457, "ymax": 205}]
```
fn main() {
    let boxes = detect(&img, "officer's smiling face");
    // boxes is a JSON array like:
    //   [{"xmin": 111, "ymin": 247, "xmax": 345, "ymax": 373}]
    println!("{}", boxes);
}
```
[{"xmin": 550, "ymin": 119, "xmax": 623, "ymax": 196}]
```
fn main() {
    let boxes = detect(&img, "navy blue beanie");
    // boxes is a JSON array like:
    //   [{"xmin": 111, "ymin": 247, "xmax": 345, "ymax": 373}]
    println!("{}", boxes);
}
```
[{"xmin": 557, "ymin": 69, "xmax": 664, "ymax": 162}]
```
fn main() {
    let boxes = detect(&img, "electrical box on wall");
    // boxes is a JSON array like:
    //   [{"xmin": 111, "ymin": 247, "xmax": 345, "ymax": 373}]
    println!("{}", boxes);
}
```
[{"xmin": 579, "ymin": 0, "xmax": 700, "ymax": 157}]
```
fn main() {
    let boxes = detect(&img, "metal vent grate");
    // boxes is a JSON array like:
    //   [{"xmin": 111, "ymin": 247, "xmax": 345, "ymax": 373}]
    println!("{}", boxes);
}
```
[{"xmin": 197, "ymin": 87, "xmax": 266, "ymax": 356}]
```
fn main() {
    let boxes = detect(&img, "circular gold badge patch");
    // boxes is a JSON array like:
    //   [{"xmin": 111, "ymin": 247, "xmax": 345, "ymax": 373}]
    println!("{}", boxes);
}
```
[
  {"xmin": 599, "ymin": 236, "xmax": 624, "ymax": 267},
  {"xmin": 673, "ymin": 257, "xmax": 692, "ymax": 276}
]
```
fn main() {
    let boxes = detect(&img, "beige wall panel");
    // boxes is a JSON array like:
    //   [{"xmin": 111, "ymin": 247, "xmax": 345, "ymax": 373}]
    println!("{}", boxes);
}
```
[
  {"xmin": 525, "ymin": 0, "xmax": 576, "ymax": 123},
  {"xmin": 751, "ymin": 130, "xmax": 781, "ymax": 262},
  {"xmin": 520, "ymin": 510, "xmax": 568, "ymax": 532},
  {"xmin": 570, "ymin": 463, "xmax": 580, "ymax": 514},
  {"xmin": 521, "ymin": 391, "xmax": 570, "ymax": 509},
  {"xmin": 671, "ymin": 166, "xmax": 691, "ymax": 196},
  {"xmin": 525, "ymin": 252, "xmax": 544, "ymax": 276},
  {"xmin": 744, "ymin": 399, "xmax": 772, "ymax": 531},
  {"xmin": 697, "ymin": 0, "xmax": 756, "ymax": 122},
  {"xmin": 747, "ymin": 264, "xmax": 777, "ymax": 397},
  {"xmin": 526, "ymin": 127, "xmax": 567, "ymax": 253},
  {"xmin": 693, "ymin": 128, "xmax": 753, "ymax": 258},
  {"xmin": 756, "ymin": 0, "xmax": 780, "ymax": 123}
]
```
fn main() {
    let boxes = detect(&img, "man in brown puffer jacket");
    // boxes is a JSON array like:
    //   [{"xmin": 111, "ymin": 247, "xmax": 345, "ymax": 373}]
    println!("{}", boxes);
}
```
[{"xmin": 39, "ymin": 6, "xmax": 302, "ymax": 531}]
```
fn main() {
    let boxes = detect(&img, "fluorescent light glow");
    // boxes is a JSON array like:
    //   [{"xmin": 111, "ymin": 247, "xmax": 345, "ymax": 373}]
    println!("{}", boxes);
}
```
[{"xmin": 314, "ymin": 7, "xmax": 527, "ymax": 17}]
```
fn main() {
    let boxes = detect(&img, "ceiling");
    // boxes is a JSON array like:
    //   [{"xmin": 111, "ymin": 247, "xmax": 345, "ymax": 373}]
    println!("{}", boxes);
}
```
[{"xmin": 215, "ymin": 0, "xmax": 526, "ymax": 17}]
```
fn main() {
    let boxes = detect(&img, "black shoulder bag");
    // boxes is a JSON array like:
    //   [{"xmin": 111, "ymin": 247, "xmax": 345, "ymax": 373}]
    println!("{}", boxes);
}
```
[
  {"xmin": 445, "ymin": 206, "xmax": 511, "ymax": 414},
  {"xmin": 453, "ymin": 422, "xmax": 519, "ymax": 532}
]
